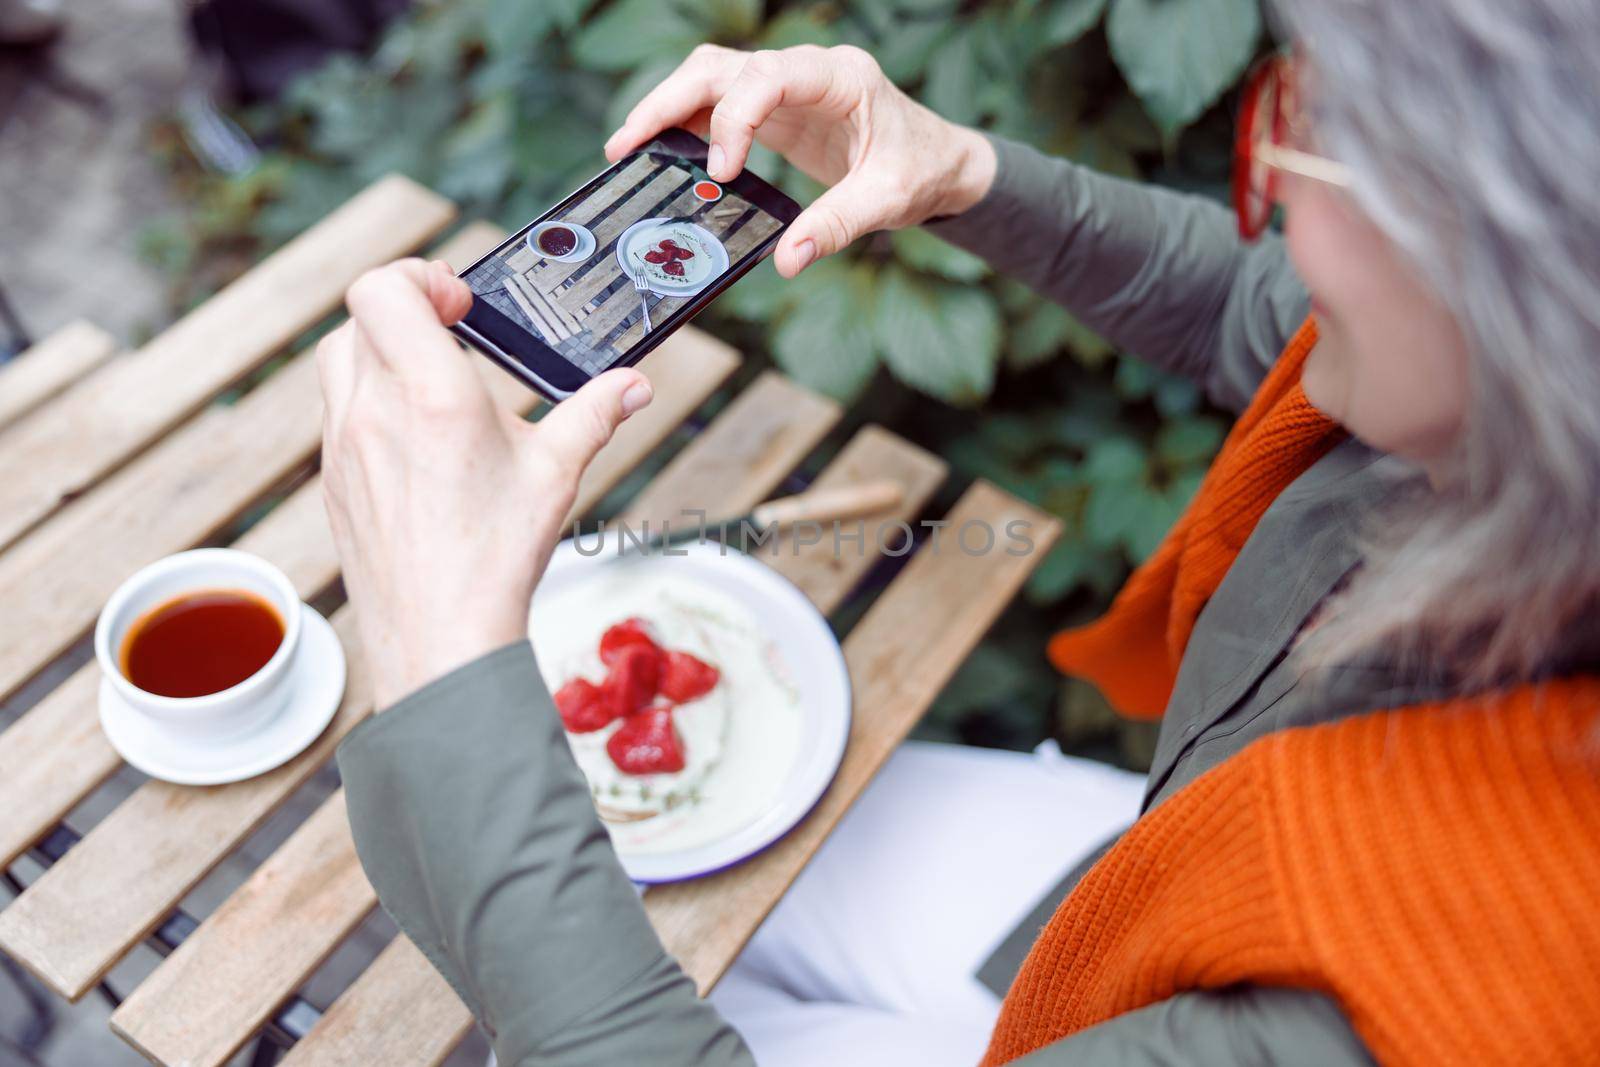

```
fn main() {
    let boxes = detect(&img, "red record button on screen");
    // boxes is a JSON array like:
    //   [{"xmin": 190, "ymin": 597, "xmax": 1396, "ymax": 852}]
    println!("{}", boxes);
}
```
[{"xmin": 692, "ymin": 180, "xmax": 722, "ymax": 202}]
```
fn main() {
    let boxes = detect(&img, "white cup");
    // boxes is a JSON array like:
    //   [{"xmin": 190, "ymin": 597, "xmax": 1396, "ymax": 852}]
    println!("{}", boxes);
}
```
[{"xmin": 95, "ymin": 548, "xmax": 303, "ymax": 742}]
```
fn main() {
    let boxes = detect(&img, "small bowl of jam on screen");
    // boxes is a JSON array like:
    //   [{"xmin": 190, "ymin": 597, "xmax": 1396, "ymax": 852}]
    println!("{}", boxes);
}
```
[{"xmin": 527, "ymin": 220, "xmax": 596, "ymax": 263}]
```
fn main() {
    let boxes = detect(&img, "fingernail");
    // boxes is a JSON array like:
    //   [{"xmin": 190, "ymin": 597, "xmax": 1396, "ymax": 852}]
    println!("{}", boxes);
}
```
[
  {"xmin": 793, "ymin": 238, "xmax": 817, "ymax": 274},
  {"xmin": 622, "ymin": 380, "xmax": 654, "ymax": 416},
  {"xmin": 707, "ymin": 143, "xmax": 725, "ymax": 178}
]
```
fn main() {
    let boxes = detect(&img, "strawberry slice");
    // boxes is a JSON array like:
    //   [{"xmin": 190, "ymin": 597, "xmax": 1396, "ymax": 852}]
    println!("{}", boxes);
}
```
[
  {"xmin": 669, "ymin": 245, "xmax": 695, "ymax": 261},
  {"xmin": 662, "ymin": 260, "xmax": 685, "ymax": 277},
  {"xmin": 659, "ymin": 238, "xmax": 681, "ymax": 251},
  {"xmin": 554, "ymin": 678, "xmax": 615, "ymax": 733},
  {"xmin": 599, "ymin": 617, "xmax": 660, "ymax": 666},
  {"xmin": 606, "ymin": 705, "xmax": 687, "ymax": 775},
  {"xmin": 659, "ymin": 650, "xmax": 719, "ymax": 703},
  {"xmin": 643, "ymin": 249, "xmax": 668, "ymax": 264},
  {"xmin": 601, "ymin": 643, "xmax": 661, "ymax": 718}
]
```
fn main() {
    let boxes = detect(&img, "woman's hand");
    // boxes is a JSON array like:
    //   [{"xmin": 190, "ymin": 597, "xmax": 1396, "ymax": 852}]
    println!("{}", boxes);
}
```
[
  {"xmin": 605, "ymin": 43, "xmax": 996, "ymax": 278},
  {"xmin": 317, "ymin": 259, "xmax": 654, "ymax": 709}
]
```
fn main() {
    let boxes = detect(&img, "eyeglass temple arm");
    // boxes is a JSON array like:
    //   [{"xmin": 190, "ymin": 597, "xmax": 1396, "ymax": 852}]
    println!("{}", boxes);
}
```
[{"xmin": 1254, "ymin": 140, "xmax": 1354, "ymax": 189}]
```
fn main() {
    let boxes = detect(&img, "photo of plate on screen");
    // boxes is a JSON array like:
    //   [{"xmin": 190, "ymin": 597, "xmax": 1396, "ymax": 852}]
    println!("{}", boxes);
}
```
[
  {"xmin": 450, "ymin": 127, "xmax": 800, "ymax": 400},
  {"xmin": 616, "ymin": 217, "xmax": 729, "ymax": 298},
  {"xmin": 529, "ymin": 538, "xmax": 850, "ymax": 884}
]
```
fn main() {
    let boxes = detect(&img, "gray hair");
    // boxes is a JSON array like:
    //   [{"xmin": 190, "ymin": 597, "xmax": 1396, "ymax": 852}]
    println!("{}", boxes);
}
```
[{"xmin": 1270, "ymin": 0, "xmax": 1600, "ymax": 684}]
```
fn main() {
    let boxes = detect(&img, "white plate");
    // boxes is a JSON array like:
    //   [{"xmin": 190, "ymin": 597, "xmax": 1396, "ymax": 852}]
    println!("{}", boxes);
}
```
[
  {"xmin": 526, "ymin": 221, "xmax": 596, "ymax": 263},
  {"xmin": 615, "ymin": 217, "xmax": 730, "ymax": 299},
  {"xmin": 98, "ymin": 604, "xmax": 346, "ymax": 786},
  {"xmin": 531, "ymin": 539, "xmax": 851, "ymax": 884}
]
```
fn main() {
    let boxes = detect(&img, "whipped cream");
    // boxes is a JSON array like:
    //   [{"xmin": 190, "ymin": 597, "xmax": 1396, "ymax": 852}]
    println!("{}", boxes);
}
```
[{"xmin": 531, "ymin": 567, "xmax": 803, "ymax": 856}]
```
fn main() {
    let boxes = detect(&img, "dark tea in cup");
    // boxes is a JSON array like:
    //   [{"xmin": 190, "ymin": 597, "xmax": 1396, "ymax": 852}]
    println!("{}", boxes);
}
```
[
  {"xmin": 537, "ymin": 224, "xmax": 577, "ymax": 257},
  {"xmin": 120, "ymin": 589, "xmax": 284, "ymax": 699}
]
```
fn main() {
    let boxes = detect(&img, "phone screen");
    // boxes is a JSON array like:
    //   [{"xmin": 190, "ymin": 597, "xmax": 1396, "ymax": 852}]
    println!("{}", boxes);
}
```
[{"xmin": 457, "ymin": 131, "xmax": 797, "ymax": 393}]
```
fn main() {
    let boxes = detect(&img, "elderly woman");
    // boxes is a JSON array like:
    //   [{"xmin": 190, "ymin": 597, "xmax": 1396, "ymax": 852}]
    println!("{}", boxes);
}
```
[{"xmin": 315, "ymin": 2, "xmax": 1600, "ymax": 1064}]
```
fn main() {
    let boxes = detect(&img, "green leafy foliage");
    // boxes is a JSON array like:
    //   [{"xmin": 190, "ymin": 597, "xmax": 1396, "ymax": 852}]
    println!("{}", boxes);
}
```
[
  {"xmin": 769, "ymin": 258, "xmax": 881, "ymax": 398},
  {"xmin": 1044, "ymin": 0, "xmax": 1112, "ymax": 47},
  {"xmin": 874, "ymin": 265, "xmax": 1002, "ymax": 403},
  {"xmin": 1107, "ymin": 0, "xmax": 1261, "ymax": 137},
  {"xmin": 571, "ymin": 0, "xmax": 701, "ymax": 72},
  {"xmin": 889, "ymin": 228, "xmax": 989, "ymax": 283},
  {"xmin": 147, "ymin": 0, "xmax": 1267, "ymax": 760}
]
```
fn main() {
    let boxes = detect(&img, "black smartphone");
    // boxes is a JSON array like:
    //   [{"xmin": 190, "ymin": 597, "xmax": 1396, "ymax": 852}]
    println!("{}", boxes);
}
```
[{"xmin": 452, "ymin": 127, "xmax": 802, "ymax": 400}]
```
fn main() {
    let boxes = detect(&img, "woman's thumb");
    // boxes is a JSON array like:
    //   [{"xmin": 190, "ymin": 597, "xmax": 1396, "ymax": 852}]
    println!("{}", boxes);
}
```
[
  {"xmin": 776, "ymin": 176, "xmax": 883, "ymax": 277},
  {"xmin": 425, "ymin": 260, "xmax": 474, "ymax": 325},
  {"xmin": 534, "ymin": 369, "xmax": 654, "ymax": 474}
]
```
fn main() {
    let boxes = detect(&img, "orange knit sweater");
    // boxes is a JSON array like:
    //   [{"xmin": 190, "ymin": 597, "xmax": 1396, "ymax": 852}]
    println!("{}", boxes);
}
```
[
  {"xmin": 1047, "ymin": 317, "xmax": 1346, "ymax": 719},
  {"xmin": 991, "ymin": 318, "xmax": 1600, "ymax": 1064}
]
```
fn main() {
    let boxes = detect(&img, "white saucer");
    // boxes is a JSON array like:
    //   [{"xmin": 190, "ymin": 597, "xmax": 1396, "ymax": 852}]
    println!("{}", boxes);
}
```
[
  {"xmin": 98, "ymin": 604, "xmax": 346, "ymax": 786},
  {"xmin": 526, "ymin": 221, "xmax": 596, "ymax": 263}
]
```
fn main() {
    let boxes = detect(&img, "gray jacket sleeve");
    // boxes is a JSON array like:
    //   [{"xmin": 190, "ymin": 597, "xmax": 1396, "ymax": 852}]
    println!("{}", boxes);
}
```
[
  {"xmin": 338, "ymin": 644, "xmax": 1370, "ymax": 1067},
  {"xmin": 923, "ymin": 131, "xmax": 1310, "ymax": 412},
  {"xmin": 337, "ymin": 641, "xmax": 755, "ymax": 1067}
]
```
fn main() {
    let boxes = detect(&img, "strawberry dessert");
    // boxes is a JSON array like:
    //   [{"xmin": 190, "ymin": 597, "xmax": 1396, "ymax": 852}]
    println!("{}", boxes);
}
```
[
  {"xmin": 549, "ymin": 613, "xmax": 726, "ymax": 819},
  {"xmin": 531, "ymin": 570, "xmax": 805, "ymax": 856},
  {"xmin": 641, "ymin": 237, "xmax": 696, "ymax": 277},
  {"xmin": 631, "ymin": 225, "xmax": 711, "ymax": 286}
]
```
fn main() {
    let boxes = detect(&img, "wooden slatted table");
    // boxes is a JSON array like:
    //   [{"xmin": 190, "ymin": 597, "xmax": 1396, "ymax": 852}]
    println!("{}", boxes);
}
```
[{"xmin": 0, "ymin": 176, "xmax": 1060, "ymax": 1066}]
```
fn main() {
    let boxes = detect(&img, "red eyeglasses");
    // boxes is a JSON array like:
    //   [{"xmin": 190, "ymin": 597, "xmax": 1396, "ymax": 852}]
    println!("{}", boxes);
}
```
[{"xmin": 1232, "ymin": 53, "xmax": 1353, "ymax": 241}]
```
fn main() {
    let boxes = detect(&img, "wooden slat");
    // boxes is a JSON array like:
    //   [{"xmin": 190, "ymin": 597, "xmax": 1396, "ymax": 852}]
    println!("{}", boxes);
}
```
[
  {"xmin": 615, "ymin": 370, "xmax": 842, "ymax": 530},
  {"xmin": 112, "ymin": 372, "xmax": 844, "ymax": 1066},
  {"xmin": 569, "ymin": 329, "xmax": 744, "ymax": 515},
  {"xmin": 0, "ymin": 321, "xmax": 119, "ymax": 429},
  {"xmin": 758, "ymin": 424, "xmax": 946, "ymax": 613},
  {"xmin": 503, "ymin": 275, "xmax": 571, "ymax": 345},
  {"xmin": 0, "ymin": 314, "xmax": 740, "ymax": 1002},
  {"xmin": 110, "ymin": 794, "xmax": 377, "ymax": 1067},
  {"xmin": 527, "ymin": 276, "xmax": 584, "ymax": 334},
  {"xmin": 513, "ymin": 271, "xmax": 584, "ymax": 335},
  {"xmin": 0, "ymin": 222, "xmax": 500, "ymax": 709},
  {"xmin": 243, "ymin": 424, "xmax": 944, "ymax": 1067},
  {"xmin": 0, "ymin": 176, "xmax": 455, "ymax": 552},
  {"xmin": 277, "ymin": 938, "xmax": 472, "ymax": 1067},
  {"xmin": 646, "ymin": 481, "xmax": 1061, "ymax": 991},
  {"xmin": 0, "ymin": 673, "xmax": 111, "ymax": 864}
]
